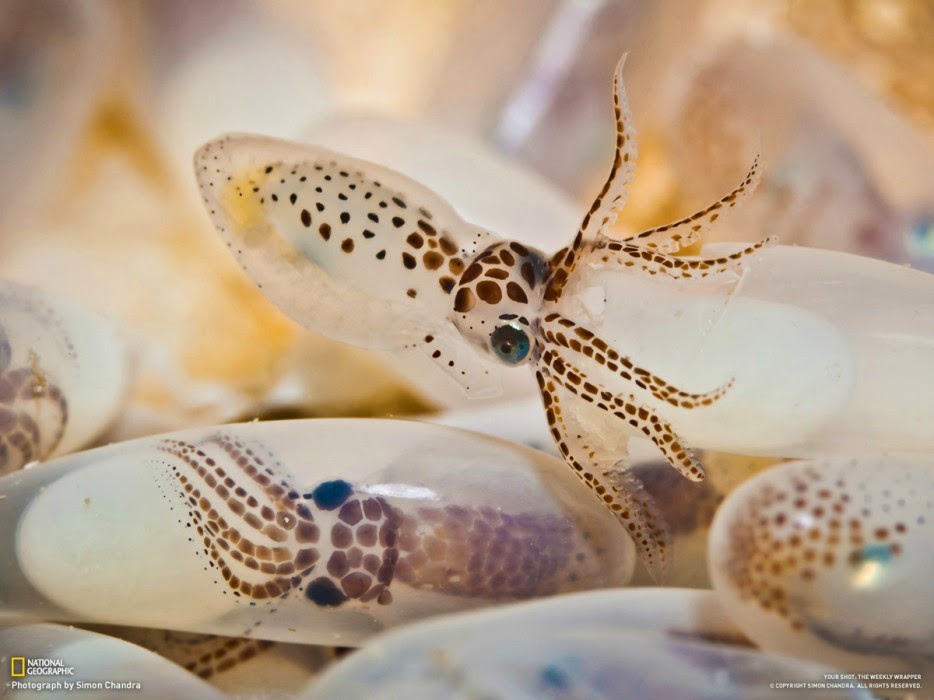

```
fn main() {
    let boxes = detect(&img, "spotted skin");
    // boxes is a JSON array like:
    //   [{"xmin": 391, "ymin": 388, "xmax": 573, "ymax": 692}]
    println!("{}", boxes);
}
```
[
  {"xmin": 153, "ymin": 433, "xmax": 600, "ymax": 612},
  {"xmin": 590, "ymin": 235, "xmax": 776, "ymax": 280},
  {"xmin": 92, "ymin": 628, "xmax": 281, "ymax": 680},
  {"xmin": 0, "ymin": 324, "xmax": 68, "ymax": 475},
  {"xmin": 544, "ymin": 59, "xmax": 775, "ymax": 305},
  {"xmin": 195, "ymin": 135, "xmax": 498, "ymax": 395},
  {"xmin": 711, "ymin": 458, "xmax": 934, "ymax": 662},
  {"xmin": 450, "ymin": 240, "xmax": 548, "ymax": 354},
  {"xmin": 535, "ymin": 370, "xmax": 673, "ymax": 576},
  {"xmin": 176, "ymin": 635, "xmax": 276, "ymax": 680},
  {"xmin": 195, "ymin": 54, "xmax": 775, "ymax": 580},
  {"xmin": 609, "ymin": 155, "xmax": 763, "ymax": 254}
]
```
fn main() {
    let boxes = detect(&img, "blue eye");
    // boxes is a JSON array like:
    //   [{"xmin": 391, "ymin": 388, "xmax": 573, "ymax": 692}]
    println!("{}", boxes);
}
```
[{"xmin": 490, "ymin": 323, "xmax": 531, "ymax": 364}]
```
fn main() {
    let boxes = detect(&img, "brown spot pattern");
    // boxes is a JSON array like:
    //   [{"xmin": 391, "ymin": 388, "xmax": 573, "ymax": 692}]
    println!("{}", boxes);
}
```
[
  {"xmin": 0, "ymin": 331, "xmax": 68, "ymax": 475},
  {"xmin": 110, "ymin": 629, "xmax": 281, "ymax": 681},
  {"xmin": 534, "ymin": 367, "xmax": 671, "ymax": 579},
  {"xmin": 154, "ymin": 432, "xmax": 599, "ymax": 611},
  {"xmin": 623, "ymin": 156, "xmax": 761, "ymax": 254},
  {"xmin": 719, "ymin": 462, "xmax": 922, "ymax": 634},
  {"xmin": 193, "ymin": 66, "xmax": 779, "ymax": 586},
  {"xmin": 540, "ymin": 314, "xmax": 732, "ymax": 412}
]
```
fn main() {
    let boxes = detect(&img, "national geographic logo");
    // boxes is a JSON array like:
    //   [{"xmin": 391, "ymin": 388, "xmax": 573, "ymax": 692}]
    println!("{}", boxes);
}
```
[
  {"xmin": 6, "ymin": 654, "xmax": 142, "ymax": 692},
  {"xmin": 10, "ymin": 657, "xmax": 24, "ymax": 677},
  {"xmin": 9, "ymin": 656, "xmax": 75, "ymax": 676}
]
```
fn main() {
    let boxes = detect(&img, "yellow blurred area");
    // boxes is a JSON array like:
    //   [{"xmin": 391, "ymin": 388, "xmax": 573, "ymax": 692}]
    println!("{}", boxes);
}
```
[
  {"xmin": 788, "ymin": 0, "xmax": 934, "ymax": 130},
  {"xmin": 1, "ymin": 0, "xmax": 930, "ymax": 438}
]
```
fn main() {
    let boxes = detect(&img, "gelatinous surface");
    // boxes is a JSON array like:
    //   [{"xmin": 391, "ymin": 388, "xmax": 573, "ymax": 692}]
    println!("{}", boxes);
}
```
[
  {"xmin": 195, "ymin": 133, "xmax": 505, "ymax": 399},
  {"xmin": 302, "ymin": 589, "xmax": 868, "ymax": 700},
  {"xmin": 195, "ymin": 55, "xmax": 934, "ymax": 582},
  {"xmin": 589, "ymin": 244, "xmax": 934, "ymax": 456},
  {"xmin": 431, "ymin": 399, "xmax": 766, "ymax": 588},
  {"xmin": 0, "ymin": 623, "xmax": 225, "ymax": 699},
  {"xmin": 3, "ymin": 419, "xmax": 632, "ymax": 645},
  {"xmin": 0, "ymin": 279, "xmax": 128, "ymax": 473},
  {"xmin": 709, "ymin": 456, "xmax": 934, "ymax": 676},
  {"xmin": 89, "ymin": 625, "xmax": 337, "ymax": 695}
]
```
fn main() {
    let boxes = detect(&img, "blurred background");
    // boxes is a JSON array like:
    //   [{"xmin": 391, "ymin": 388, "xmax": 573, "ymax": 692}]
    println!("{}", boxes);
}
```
[{"xmin": 1, "ymin": 0, "xmax": 932, "ymax": 440}]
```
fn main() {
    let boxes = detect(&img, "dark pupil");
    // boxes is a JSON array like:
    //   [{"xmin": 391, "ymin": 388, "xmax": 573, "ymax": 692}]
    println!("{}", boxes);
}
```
[{"xmin": 490, "ymin": 323, "xmax": 530, "ymax": 364}]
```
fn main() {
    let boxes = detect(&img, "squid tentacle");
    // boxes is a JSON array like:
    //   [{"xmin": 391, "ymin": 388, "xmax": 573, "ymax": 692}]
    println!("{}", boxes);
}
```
[
  {"xmin": 615, "ymin": 154, "xmax": 763, "ymax": 254},
  {"xmin": 537, "ymin": 344, "xmax": 704, "ymax": 483},
  {"xmin": 578, "ymin": 54, "xmax": 638, "ymax": 241},
  {"xmin": 588, "ymin": 235, "xmax": 776, "ymax": 280},
  {"xmin": 535, "ymin": 368, "xmax": 671, "ymax": 581},
  {"xmin": 159, "ymin": 438, "xmax": 317, "ymax": 602},
  {"xmin": 544, "ymin": 55, "xmax": 637, "ymax": 304},
  {"xmin": 539, "ymin": 313, "xmax": 733, "ymax": 410}
]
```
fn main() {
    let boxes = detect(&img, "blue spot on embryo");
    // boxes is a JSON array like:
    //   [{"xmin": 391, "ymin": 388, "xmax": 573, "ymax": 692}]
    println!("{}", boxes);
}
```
[
  {"xmin": 304, "ymin": 479, "xmax": 353, "ymax": 511},
  {"xmin": 859, "ymin": 542, "xmax": 892, "ymax": 563},
  {"xmin": 540, "ymin": 663, "xmax": 570, "ymax": 690},
  {"xmin": 305, "ymin": 577, "xmax": 348, "ymax": 607}
]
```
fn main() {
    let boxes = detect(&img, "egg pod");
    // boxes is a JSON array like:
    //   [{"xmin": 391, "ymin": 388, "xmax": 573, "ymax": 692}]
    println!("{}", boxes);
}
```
[
  {"xmin": 0, "ymin": 624, "xmax": 225, "ymax": 699},
  {"xmin": 87, "ymin": 625, "xmax": 338, "ymax": 696},
  {"xmin": 431, "ymin": 401, "xmax": 774, "ymax": 588},
  {"xmin": 576, "ymin": 244, "xmax": 934, "ymax": 457},
  {"xmin": 0, "ymin": 279, "xmax": 129, "ymax": 473},
  {"xmin": 302, "ymin": 592, "xmax": 868, "ymax": 700},
  {"xmin": 195, "ymin": 134, "xmax": 505, "ymax": 397},
  {"xmin": 5, "ymin": 418, "xmax": 633, "ymax": 645},
  {"xmin": 709, "ymin": 455, "xmax": 934, "ymax": 677}
]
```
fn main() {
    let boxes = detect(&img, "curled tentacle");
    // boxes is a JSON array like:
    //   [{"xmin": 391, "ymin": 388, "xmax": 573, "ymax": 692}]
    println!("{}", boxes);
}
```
[
  {"xmin": 535, "ymin": 369, "xmax": 671, "ymax": 581},
  {"xmin": 539, "ymin": 313, "xmax": 733, "ymax": 410},
  {"xmin": 616, "ymin": 154, "xmax": 762, "ymax": 254},
  {"xmin": 538, "ymin": 345, "xmax": 704, "ymax": 483},
  {"xmin": 579, "ymin": 54, "xmax": 639, "ymax": 241},
  {"xmin": 588, "ymin": 236, "xmax": 777, "ymax": 281},
  {"xmin": 544, "ymin": 55, "xmax": 637, "ymax": 304},
  {"xmin": 159, "ymin": 437, "xmax": 320, "ymax": 603}
]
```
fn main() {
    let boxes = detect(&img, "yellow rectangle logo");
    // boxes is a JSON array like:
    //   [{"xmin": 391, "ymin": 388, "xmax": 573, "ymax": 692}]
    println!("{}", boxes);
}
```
[{"xmin": 10, "ymin": 657, "xmax": 25, "ymax": 677}]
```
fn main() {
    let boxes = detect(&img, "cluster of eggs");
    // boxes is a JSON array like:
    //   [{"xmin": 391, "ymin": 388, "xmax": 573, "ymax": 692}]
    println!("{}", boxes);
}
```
[{"xmin": 0, "ymin": 272, "xmax": 930, "ymax": 696}]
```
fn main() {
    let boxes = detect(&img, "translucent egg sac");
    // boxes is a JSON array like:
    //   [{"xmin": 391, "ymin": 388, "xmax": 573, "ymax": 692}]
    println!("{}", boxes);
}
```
[{"xmin": 708, "ymin": 456, "xmax": 934, "ymax": 676}]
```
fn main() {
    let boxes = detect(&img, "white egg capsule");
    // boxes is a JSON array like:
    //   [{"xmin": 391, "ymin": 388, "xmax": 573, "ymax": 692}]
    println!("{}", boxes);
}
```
[
  {"xmin": 6, "ymin": 418, "xmax": 633, "ymax": 645},
  {"xmin": 709, "ymin": 456, "xmax": 934, "ymax": 676},
  {"xmin": 302, "ymin": 589, "xmax": 869, "ymax": 700},
  {"xmin": 90, "ymin": 626, "xmax": 337, "ymax": 695},
  {"xmin": 0, "ymin": 278, "xmax": 129, "ymax": 473},
  {"xmin": 0, "ymin": 624, "xmax": 225, "ymax": 699}
]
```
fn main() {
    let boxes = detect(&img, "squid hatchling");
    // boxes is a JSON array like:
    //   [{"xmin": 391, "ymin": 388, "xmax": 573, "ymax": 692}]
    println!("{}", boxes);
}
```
[{"xmin": 194, "ymin": 56, "xmax": 775, "ymax": 580}]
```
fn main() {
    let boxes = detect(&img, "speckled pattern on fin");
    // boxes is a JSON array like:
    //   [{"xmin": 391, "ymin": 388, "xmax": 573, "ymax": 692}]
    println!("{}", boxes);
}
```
[
  {"xmin": 195, "ymin": 134, "xmax": 503, "ymax": 395},
  {"xmin": 195, "ymin": 134, "xmax": 494, "ymax": 349},
  {"xmin": 403, "ymin": 322, "xmax": 502, "ymax": 398}
]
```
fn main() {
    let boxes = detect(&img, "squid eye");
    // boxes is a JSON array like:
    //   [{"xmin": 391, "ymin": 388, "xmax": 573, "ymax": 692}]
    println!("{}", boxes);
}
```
[{"xmin": 490, "ymin": 323, "xmax": 531, "ymax": 365}]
